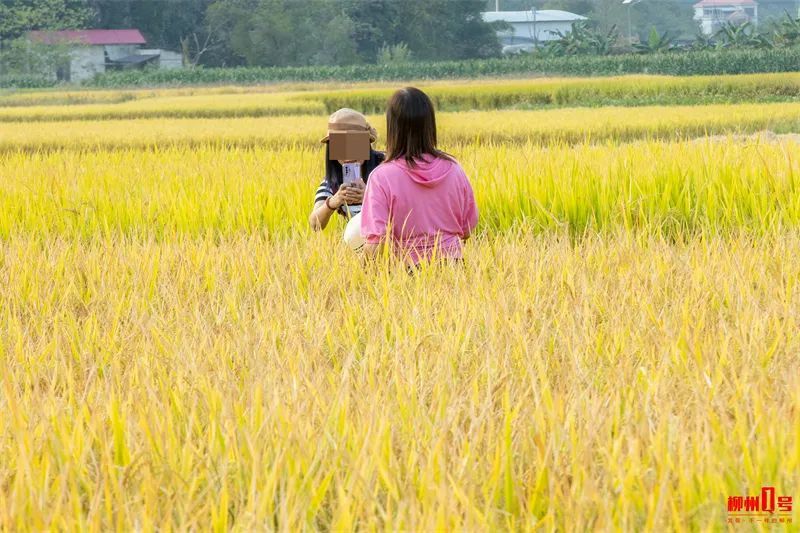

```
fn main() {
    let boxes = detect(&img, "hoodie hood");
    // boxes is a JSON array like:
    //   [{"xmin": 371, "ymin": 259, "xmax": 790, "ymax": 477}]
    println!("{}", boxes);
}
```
[{"xmin": 396, "ymin": 154, "xmax": 454, "ymax": 188}]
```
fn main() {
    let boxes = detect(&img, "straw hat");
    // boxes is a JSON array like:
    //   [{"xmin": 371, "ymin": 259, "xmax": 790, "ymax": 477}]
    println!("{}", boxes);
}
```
[{"xmin": 320, "ymin": 108, "xmax": 377, "ymax": 144}]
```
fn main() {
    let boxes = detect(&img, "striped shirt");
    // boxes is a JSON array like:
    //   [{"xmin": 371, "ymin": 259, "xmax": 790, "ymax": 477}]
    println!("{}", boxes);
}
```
[
  {"xmin": 314, "ymin": 178, "xmax": 335, "ymax": 205},
  {"xmin": 314, "ymin": 178, "xmax": 361, "ymax": 217},
  {"xmin": 314, "ymin": 152, "xmax": 384, "ymax": 218}
]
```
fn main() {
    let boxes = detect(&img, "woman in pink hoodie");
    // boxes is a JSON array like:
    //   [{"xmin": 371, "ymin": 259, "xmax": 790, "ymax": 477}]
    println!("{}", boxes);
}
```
[{"xmin": 360, "ymin": 87, "xmax": 478, "ymax": 267}]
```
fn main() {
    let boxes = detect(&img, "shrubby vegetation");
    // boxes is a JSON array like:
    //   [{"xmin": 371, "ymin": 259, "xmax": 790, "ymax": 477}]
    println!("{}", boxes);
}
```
[
  {"xmin": 74, "ymin": 13, "xmax": 800, "ymax": 88},
  {"xmin": 81, "ymin": 46, "xmax": 800, "ymax": 88},
  {"xmin": 4, "ymin": 43, "xmax": 800, "ymax": 89},
  {"xmin": 542, "ymin": 12, "xmax": 800, "ymax": 56},
  {"xmin": 0, "ymin": 37, "xmax": 73, "ymax": 89}
]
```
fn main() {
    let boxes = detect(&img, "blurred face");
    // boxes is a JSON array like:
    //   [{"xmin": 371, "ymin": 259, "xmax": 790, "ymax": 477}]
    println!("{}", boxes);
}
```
[{"xmin": 338, "ymin": 159, "xmax": 364, "ymax": 165}]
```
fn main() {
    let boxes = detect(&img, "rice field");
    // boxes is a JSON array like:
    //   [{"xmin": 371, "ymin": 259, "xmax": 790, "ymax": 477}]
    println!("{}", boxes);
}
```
[
  {"xmin": 1, "ymin": 141, "xmax": 799, "ymax": 238},
  {"xmin": 5, "ymin": 102, "xmax": 800, "ymax": 153},
  {"xmin": 0, "ymin": 76, "xmax": 798, "ymax": 531},
  {"xmin": 3, "ymin": 72, "xmax": 800, "ymax": 121}
]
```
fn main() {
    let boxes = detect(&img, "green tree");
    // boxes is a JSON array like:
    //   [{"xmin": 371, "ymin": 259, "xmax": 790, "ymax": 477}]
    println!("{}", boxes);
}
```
[
  {"xmin": 590, "ymin": 0, "xmax": 695, "ymax": 41},
  {"xmin": 390, "ymin": 0, "xmax": 500, "ymax": 61},
  {"xmin": 335, "ymin": 0, "xmax": 501, "ymax": 62},
  {"xmin": 341, "ymin": 0, "xmax": 410, "ymax": 63},
  {"xmin": 0, "ymin": 0, "xmax": 94, "ymax": 41},
  {"xmin": 87, "ymin": 0, "xmax": 216, "ymax": 65},
  {"xmin": 207, "ymin": 0, "xmax": 361, "ymax": 66},
  {"xmin": 208, "ymin": 0, "xmax": 500, "ymax": 66},
  {"xmin": 311, "ymin": 13, "xmax": 360, "ymax": 65}
]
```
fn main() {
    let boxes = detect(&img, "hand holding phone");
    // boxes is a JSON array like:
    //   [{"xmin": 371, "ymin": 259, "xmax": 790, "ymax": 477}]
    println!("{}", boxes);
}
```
[{"xmin": 340, "ymin": 180, "xmax": 364, "ymax": 205}]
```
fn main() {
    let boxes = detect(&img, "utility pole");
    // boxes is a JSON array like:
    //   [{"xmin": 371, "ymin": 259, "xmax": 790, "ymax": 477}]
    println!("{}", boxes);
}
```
[
  {"xmin": 622, "ymin": 0, "xmax": 643, "ymax": 45},
  {"xmin": 628, "ymin": 6, "xmax": 632, "ymax": 43}
]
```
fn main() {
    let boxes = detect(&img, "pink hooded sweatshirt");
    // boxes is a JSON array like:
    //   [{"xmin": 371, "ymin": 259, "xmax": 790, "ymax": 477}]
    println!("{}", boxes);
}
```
[{"xmin": 360, "ymin": 154, "xmax": 478, "ymax": 264}]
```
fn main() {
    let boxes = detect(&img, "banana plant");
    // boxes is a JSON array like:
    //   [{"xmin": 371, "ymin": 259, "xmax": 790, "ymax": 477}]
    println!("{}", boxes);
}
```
[
  {"xmin": 544, "ymin": 21, "xmax": 621, "ymax": 56},
  {"xmin": 634, "ymin": 27, "xmax": 676, "ymax": 54},
  {"xmin": 691, "ymin": 31, "xmax": 718, "ymax": 51},
  {"xmin": 772, "ymin": 12, "xmax": 800, "ymax": 47},
  {"xmin": 714, "ymin": 21, "xmax": 774, "ymax": 49}
]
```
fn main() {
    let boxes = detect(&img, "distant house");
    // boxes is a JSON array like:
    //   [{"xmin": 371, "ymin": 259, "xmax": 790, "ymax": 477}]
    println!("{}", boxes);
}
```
[
  {"xmin": 27, "ymin": 29, "xmax": 183, "ymax": 82},
  {"xmin": 693, "ymin": 0, "xmax": 758, "ymax": 36},
  {"xmin": 482, "ymin": 10, "xmax": 587, "ymax": 54}
]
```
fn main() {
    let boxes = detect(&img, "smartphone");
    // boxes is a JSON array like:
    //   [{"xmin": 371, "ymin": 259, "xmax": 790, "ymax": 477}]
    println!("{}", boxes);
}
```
[{"xmin": 342, "ymin": 162, "xmax": 362, "ymax": 185}]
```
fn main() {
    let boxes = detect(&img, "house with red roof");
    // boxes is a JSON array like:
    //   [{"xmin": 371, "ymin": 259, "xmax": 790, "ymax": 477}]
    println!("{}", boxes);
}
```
[
  {"xmin": 693, "ymin": 0, "xmax": 758, "ymax": 36},
  {"xmin": 27, "ymin": 29, "xmax": 182, "ymax": 82}
]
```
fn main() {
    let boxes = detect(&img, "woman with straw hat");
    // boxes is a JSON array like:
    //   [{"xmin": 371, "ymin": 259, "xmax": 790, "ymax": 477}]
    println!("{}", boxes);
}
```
[{"xmin": 308, "ymin": 108, "xmax": 384, "ymax": 251}]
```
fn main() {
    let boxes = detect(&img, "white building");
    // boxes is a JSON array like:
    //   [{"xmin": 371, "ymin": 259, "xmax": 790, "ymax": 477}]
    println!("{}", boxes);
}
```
[
  {"xmin": 693, "ymin": 0, "xmax": 758, "ymax": 36},
  {"xmin": 482, "ymin": 10, "xmax": 587, "ymax": 52},
  {"xmin": 27, "ymin": 29, "xmax": 183, "ymax": 82}
]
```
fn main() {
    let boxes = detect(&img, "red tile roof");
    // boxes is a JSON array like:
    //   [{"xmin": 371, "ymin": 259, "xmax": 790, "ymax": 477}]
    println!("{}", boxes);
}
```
[
  {"xmin": 28, "ymin": 29, "xmax": 146, "ymax": 46},
  {"xmin": 694, "ymin": 0, "xmax": 757, "ymax": 7}
]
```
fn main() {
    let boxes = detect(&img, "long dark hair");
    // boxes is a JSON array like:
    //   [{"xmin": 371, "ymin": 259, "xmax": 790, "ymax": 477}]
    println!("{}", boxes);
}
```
[
  {"xmin": 324, "ymin": 143, "xmax": 385, "ymax": 195},
  {"xmin": 385, "ymin": 87, "xmax": 455, "ymax": 168}
]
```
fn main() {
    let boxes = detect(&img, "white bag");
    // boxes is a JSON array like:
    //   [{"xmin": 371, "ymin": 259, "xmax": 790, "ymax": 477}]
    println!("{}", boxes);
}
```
[{"xmin": 343, "ymin": 212, "xmax": 365, "ymax": 251}]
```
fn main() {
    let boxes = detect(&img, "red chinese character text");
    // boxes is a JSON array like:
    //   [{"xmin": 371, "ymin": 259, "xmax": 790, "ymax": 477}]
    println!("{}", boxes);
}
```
[
  {"xmin": 745, "ymin": 496, "xmax": 760, "ymax": 512},
  {"xmin": 728, "ymin": 496, "xmax": 744, "ymax": 512},
  {"xmin": 778, "ymin": 496, "xmax": 793, "ymax": 513}
]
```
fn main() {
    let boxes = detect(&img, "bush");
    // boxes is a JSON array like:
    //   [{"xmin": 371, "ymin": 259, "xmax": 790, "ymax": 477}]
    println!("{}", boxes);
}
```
[
  {"xmin": 0, "ymin": 75, "xmax": 58, "ymax": 88},
  {"xmin": 377, "ymin": 43, "xmax": 412, "ymax": 65},
  {"xmin": 0, "ymin": 38, "xmax": 69, "ymax": 88}
]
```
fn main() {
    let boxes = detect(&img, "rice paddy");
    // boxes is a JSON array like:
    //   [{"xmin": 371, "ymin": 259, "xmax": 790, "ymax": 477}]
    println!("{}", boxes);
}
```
[{"xmin": 0, "ymin": 74, "xmax": 797, "ymax": 531}]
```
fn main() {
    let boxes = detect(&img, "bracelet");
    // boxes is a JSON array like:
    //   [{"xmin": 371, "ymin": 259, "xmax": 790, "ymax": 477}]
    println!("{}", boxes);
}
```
[{"xmin": 325, "ymin": 197, "xmax": 338, "ymax": 211}]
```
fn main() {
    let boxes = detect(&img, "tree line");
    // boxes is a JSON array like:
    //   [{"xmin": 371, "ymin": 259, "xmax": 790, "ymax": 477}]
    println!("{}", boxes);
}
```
[
  {"xmin": 0, "ymin": 0, "xmax": 502, "ymax": 67},
  {"xmin": 2, "ymin": 0, "xmax": 799, "ymax": 78}
]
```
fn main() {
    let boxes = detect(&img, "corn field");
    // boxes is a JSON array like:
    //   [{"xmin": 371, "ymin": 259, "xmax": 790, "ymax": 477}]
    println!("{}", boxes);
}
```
[{"xmin": 82, "ymin": 47, "xmax": 800, "ymax": 88}]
